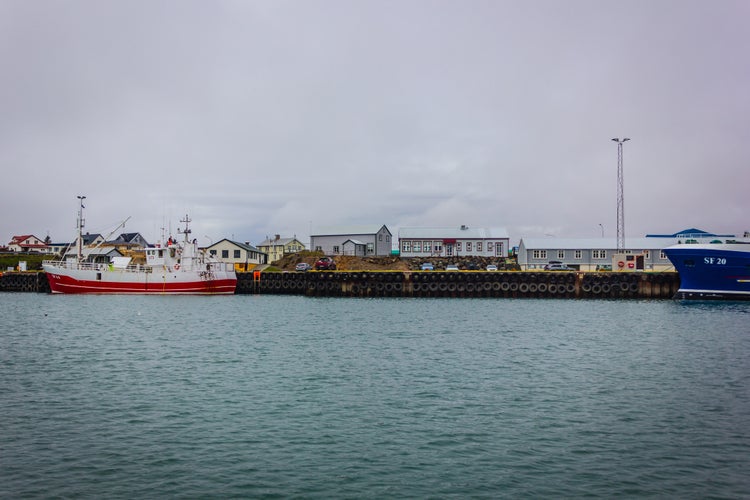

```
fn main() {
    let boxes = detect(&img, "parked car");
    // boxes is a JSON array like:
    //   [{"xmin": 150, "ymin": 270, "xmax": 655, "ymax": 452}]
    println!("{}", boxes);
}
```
[
  {"xmin": 445, "ymin": 264, "xmax": 459, "ymax": 271},
  {"xmin": 544, "ymin": 262, "xmax": 570, "ymax": 271},
  {"xmin": 315, "ymin": 257, "xmax": 336, "ymax": 270},
  {"xmin": 295, "ymin": 262, "xmax": 312, "ymax": 272},
  {"xmin": 466, "ymin": 262, "xmax": 480, "ymax": 270},
  {"xmin": 486, "ymin": 264, "xmax": 498, "ymax": 271},
  {"xmin": 420, "ymin": 262, "xmax": 434, "ymax": 271}
]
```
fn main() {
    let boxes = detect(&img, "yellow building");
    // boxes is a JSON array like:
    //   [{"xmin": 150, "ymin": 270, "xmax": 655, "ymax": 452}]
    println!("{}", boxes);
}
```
[{"xmin": 257, "ymin": 235, "xmax": 306, "ymax": 263}]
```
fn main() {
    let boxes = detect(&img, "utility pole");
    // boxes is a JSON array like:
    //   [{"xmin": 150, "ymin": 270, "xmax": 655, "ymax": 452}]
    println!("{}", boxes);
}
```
[{"xmin": 611, "ymin": 138, "xmax": 629, "ymax": 252}]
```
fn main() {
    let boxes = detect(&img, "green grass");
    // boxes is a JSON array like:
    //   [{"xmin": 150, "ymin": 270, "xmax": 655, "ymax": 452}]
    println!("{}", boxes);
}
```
[{"xmin": 0, "ymin": 253, "xmax": 49, "ymax": 271}]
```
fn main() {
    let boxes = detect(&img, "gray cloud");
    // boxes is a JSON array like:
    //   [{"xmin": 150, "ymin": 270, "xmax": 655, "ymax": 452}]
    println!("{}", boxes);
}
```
[{"xmin": 2, "ymin": 0, "xmax": 748, "ymax": 247}]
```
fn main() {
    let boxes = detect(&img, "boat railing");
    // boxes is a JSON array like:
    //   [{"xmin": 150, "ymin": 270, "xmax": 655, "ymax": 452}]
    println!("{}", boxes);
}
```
[{"xmin": 42, "ymin": 259, "xmax": 153, "ymax": 273}]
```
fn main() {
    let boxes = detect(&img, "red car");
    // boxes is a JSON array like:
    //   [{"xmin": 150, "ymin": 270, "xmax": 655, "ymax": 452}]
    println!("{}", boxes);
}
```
[{"xmin": 315, "ymin": 257, "xmax": 337, "ymax": 270}]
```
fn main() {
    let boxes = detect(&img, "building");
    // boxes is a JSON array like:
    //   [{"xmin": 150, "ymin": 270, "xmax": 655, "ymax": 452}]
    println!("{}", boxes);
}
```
[
  {"xmin": 109, "ymin": 232, "xmax": 150, "ymax": 249},
  {"xmin": 257, "ymin": 235, "xmax": 306, "ymax": 263},
  {"xmin": 517, "ymin": 237, "xmax": 678, "ymax": 271},
  {"xmin": 205, "ymin": 239, "xmax": 267, "ymax": 271},
  {"xmin": 73, "ymin": 232, "xmax": 105, "ymax": 248},
  {"xmin": 311, "ymin": 225, "xmax": 392, "ymax": 256},
  {"xmin": 7, "ymin": 234, "xmax": 51, "ymax": 253},
  {"xmin": 398, "ymin": 226, "xmax": 510, "ymax": 258}
]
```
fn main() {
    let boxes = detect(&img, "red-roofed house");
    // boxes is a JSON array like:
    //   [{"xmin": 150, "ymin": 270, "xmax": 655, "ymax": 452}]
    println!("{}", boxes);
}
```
[{"xmin": 7, "ymin": 235, "xmax": 52, "ymax": 253}]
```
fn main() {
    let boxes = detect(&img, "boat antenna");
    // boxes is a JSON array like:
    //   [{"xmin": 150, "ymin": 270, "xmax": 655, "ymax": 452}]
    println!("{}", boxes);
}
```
[
  {"xmin": 178, "ymin": 214, "xmax": 192, "ymax": 242},
  {"xmin": 76, "ymin": 195, "xmax": 86, "ymax": 261}
]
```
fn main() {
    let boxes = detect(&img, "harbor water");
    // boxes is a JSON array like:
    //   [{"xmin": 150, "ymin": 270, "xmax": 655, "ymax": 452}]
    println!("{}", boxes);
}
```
[{"xmin": 1, "ymin": 294, "xmax": 749, "ymax": 498}]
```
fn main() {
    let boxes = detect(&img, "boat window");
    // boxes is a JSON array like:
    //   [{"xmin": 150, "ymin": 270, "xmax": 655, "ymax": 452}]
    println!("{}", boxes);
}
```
[{"xmin": 684, "ymin": 259, "xmax": 695, "ymax": 267}]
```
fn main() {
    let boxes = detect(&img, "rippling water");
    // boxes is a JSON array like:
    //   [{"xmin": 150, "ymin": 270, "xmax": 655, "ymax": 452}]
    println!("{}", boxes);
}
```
[{"xmin": 1, "ymin": 293, "xmax": 749, "ymax": 498}]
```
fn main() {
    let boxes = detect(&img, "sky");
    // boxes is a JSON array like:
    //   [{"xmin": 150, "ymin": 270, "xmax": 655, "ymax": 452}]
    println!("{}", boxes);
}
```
[{"xmin": 2, "ymin": 0, "xmax": 748, "ymax": 248}]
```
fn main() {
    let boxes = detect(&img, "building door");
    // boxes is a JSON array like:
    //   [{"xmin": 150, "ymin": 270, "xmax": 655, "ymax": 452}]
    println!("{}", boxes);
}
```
[{"xmin": 495, "ymin": 243, "xmax": 503, "ymax": 257}]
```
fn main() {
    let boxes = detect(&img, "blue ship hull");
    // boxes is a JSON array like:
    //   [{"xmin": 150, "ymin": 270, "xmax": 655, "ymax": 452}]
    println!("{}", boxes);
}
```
[{"xmin": 663, "ymin": 243, "xmax": 750, "ymax": 300}]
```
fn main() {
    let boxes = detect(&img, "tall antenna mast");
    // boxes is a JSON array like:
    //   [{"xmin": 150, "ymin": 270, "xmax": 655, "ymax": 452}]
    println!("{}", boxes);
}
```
[
  {"xmin": 76, "ymin": 195, "xmax": 86, "ymax": 261},
  {"xmin": 611, "ymin": 138, "xmax": 629, "ymax": 252}
]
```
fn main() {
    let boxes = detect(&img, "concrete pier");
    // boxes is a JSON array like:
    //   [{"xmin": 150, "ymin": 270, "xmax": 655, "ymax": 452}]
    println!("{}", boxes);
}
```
[{"xmin": 0, "ymin": 270, "xmax": 680, "ymax": 298}]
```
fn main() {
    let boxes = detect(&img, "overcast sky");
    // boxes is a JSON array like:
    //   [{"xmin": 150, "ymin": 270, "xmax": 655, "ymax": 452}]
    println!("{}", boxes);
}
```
[{"xmin": 2, "ymin": 0, "xmax": 748, "ymax": 248}]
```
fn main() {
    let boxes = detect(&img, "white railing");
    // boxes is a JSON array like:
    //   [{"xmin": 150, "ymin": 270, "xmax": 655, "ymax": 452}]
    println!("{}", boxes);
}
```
[{"xmin": 42, "ymin": 260, "xmax": 153, "ymax": 273}]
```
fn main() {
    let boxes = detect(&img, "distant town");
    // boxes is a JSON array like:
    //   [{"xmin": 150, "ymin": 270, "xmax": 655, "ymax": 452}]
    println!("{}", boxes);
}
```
[{"xmin": 4, "ymin": 223, "xmax": 748, "ymax": 273}]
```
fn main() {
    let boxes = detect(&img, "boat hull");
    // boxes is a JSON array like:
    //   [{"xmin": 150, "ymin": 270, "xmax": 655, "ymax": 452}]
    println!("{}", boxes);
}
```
[
  {"xmin": 663, "ymin": 244, "xmax": 750, "ymax": 301},
  {"xmin": 43, "ymin": 265, "xmax": 236, "ymax": 295}
]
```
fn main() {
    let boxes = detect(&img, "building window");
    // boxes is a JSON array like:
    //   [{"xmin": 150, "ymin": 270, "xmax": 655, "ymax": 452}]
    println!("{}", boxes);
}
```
[
  {"xmin": 315, "ymin": 246, "xmax": 322, "ymax": 252},
  {"xmin": 434, "ymin": 241, "xmax": 442, "ymax": 253},
  {"xmin": 386, "ymin": 235, "xmax": 390, "ymax": 242},
  {"xmin": 593, "ymin": 250, "xmax": 606, "ymax": 259},
  {"xmin": 659, "ymin": 251, "xmax": 667, "ymax": 260},
  {"xmin": 456, "ymin": 242, "xmax": 462, "ymax": 251},
  {"xmin": 557, "ymin": 250, "xmax": 564, "ymax": 259},
  {"xmin": 487, "ymin": 242, "xmax": 493, "ymax": 251},
  {"xmin": 532, "ymin": 250, "xmax": 547, "ymax": 260},
  {"xmin": 402, "ymin": 241, "xmax": 411, "ymax": 252},
  {"xmin": 367, "ymin": 243, "xmax": 374, "ymax": 253},
  {"xmin": 234, "ymin": 250, "xmax": 241, "ymax": 258},
  {"xmin": 477, "ymin": 242, "xmax": 482, "ymax": 252},
  {"xmin": 466, "ymin": 242, "xmax": 472, "ymax": 252},
  {"xmin": 210, "ymin": 249, "xmax": 217, "ymax": 256},
  {"xmin": 333, "ymin": 246, "xmax": 340, "ymax": 254},
  {"xmin": 574, "ymin": 250, "xmax": 582, "ymax": 259},
  {"xmin": 221, "ymin": 250, "xmax": 229, "ymax": 258},
  {"xmin": 644, "ymin": 251, "xmax": 651, "ymax": 259},
  {"xmin": 423, "ymin": 241, "xmax": 431, "ymax": 253},
  {"xmin": 379, "ymin": 234, "xmax": 382, "ymax": 241},
  {"xmin": 413, "ymin": 241, "xmax": 421, "ymax": 252}
]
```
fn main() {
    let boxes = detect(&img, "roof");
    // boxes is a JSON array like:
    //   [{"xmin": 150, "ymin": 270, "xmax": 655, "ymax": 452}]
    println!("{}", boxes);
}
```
[
  {"xmin": 519, "ymin": 237, "xmax": 679, "ymax": 250},
  {"xmin": 257, "ymin": 236, "xmax": 302, "ymax": 246},
  {"xmin": 209, "ymin": 239, "xmax": 265, "ymax": 254},
  {"xmin": 8, "ymin": 234, "xmax": 48, "ymax": 248},
  {"xmin": 65, "ymin": 247, "xmax": 123, "ymax": 258},
  {"xmin": 9, "ymin": 234, "xmax": 33, "ymax": 244},
  {"xmin": 342, "ymin": 239, "xmax": 366, "ymax": 245},
  {"xmin": 80, "ymin": 233, "xmax": 103, "ymax": 245},
  {"xmin": 399, "ymin": 226, "xmax": 509, "ymax": 239},
  {"xmin": 111, "ymin": 232, "xmax": 149, "ymax": 244},
  {"xmin": 312, "ymin": 225, "xmax": 390, "ymax": 236}
]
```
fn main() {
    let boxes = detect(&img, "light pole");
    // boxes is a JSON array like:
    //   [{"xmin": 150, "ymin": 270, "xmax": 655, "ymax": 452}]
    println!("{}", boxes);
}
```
[
  {"xmin": 598, "ymin": 224, "xmax": 604, "ymax": 238},
  {"xmin": 611, "ymin": 138, "xmax": 629, "ymax": 252}
]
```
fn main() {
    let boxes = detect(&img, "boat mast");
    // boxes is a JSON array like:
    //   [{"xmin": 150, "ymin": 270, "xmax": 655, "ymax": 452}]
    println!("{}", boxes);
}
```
[
  {"xmin": 178, "ymin": 214, "xmax": 192, "ymax": 242},
  {"xmin": 76, "ymin": 195, "xmax": 86, "ymax": 261}
]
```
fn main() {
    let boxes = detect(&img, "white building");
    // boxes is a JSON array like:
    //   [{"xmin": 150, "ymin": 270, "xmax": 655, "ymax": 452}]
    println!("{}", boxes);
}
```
[
  {"xmin": 517, "ymin": 237, "xmax": 678, "ymax": 271},
  {"xmin": 398, "ymin": 226, "xmax": 510, "ymax": 258}
]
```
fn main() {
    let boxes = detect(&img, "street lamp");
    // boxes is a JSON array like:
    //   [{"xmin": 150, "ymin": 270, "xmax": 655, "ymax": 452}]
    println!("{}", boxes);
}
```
[
  {"xmin": 598, "ymin": 224, "xmax": 604, "ymax": 238},
  {"xmin": 611, "ymin": 138, "xmax": 629, "ymax": 251}
]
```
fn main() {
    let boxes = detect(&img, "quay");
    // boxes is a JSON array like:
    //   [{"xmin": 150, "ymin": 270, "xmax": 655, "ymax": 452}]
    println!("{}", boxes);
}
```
[
  {"xmin": 238, "ymin": 270, "xmax": 679, "ymax": 299},
  {"xmin": 1, "ymin": 270, "xmax": 680, "ymax": 298}
]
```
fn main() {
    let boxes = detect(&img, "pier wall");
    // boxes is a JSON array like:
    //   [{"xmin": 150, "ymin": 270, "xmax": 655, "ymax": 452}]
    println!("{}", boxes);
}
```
[
  {"xmin": 0, "ymin": 272, "xmax": 51, "ymax": 293},
  {"xmin": 236, "ymin": 271, "xmax": 680, "ymax": 299},
  {"xmin": 0, "ymin": 271, "xmax": 680, "ymax": 298}
]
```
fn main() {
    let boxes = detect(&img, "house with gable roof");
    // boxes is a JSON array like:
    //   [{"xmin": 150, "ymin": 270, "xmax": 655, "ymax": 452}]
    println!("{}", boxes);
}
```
[
  {"xmin": 310, "ymin": 225, "xmax": 392, "ymax": 256},
  {"xmin": 205, "ymin": 239, "xmax": 267, "ymax": 271},
  {"xmin": 7, "ymin": 234, "xmax": 52, "ymax": 253},
  {"xmin": 257, "ymin": 235, "xmax": 306, "ymax": 263},
  {"xmin": 109, "ymin": 232, "xmax": 150, "ymax": 249}
]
